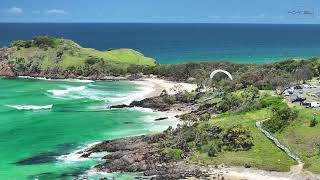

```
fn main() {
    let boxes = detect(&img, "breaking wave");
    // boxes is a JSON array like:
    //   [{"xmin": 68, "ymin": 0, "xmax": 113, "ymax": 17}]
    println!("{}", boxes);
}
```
[
  {"xmin": 7, "ymin": 104, "xmax": 53, "ymax": 110},
  {"xmin": 47, "ymin": 86, "xmax": 86, "ymax": 96}
]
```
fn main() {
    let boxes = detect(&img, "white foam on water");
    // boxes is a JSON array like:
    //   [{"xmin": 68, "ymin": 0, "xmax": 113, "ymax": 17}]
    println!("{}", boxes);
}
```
[
  {"xmin": 57, "ymin": 142, "xmax": 100, "ymax": 162},
  {"xmin": 6, "ymin": 104, "xmax": 53, "ymax": 110},
  {"xmin": 47, "ymin": 86, "xmax": 86, "ymax": 96},
  {"xmin": 18, "ymin": 76, "xmax": 51, "ymax": 80},
  {"xmin": 107, "ymin": 81, "xmax": 155, "ymax": 105},
  {"xmin": 127, "ymin": 107, "xmax": 154, "ymax": 113},
  {"xmin": 18, "ymin": 76, "xmax": 94, "ymax": 83}
]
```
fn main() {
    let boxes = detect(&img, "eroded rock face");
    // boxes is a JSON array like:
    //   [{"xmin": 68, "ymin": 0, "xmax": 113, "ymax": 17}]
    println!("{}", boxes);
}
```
[
  {"xmin": 0, "ymin": 66, "xmax": 15, "ymax": 76},
  {"xmin": 0, "ymin": 49, "xmax": 8, "ymax": 61}
]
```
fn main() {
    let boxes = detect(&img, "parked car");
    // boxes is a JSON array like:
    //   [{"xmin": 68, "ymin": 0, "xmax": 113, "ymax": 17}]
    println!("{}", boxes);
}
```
[
  {"xmin": 287, "ymin": 88, "xmax": 294, "ymax": 94},
  {"xmin": 303, "ymin": 84, "xmax": 311, "ymax": 88},
  {"xmin": 310, "ymin": 102, "xmax": 320, "ymax": 108},
  {"xmin": 291, "ymin": 95, "xmax": 306, "ymax": 103},
  {"xmin": 284, "ymin": 91, "xmax": 290, "ymax": 96},
  {"xmin": 302, "ymin": 101, "xmax": 311, "ymax": 107}
]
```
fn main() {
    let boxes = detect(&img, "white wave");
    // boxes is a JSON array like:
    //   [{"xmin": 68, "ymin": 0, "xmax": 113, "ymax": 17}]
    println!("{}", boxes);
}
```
[
  {"xmin": 107, "ymin": 81, "xmax": 155, "ymax": 105},
  {"xmin": 57, "ymin": 142, "xmax": 100, "ymax": 162},
  {"xmin": 7, "ymin": 104, "xmax": 53, "ymax": 110},
  {"xmin": 48, "ymin": 86, "xmax": 86, "ymax": 96},
  {"xmin": 60, "ymin": 79, "xmax": 94, "ymax": 83},
  {"xmin": 128, "ymin": 107, "xmax": 154, "ymax": 113},
  {"xmin": 18, "ymin": 76, "xmax": 50, "ymax": 80},
  {"xmin": 18, "ymin": 76, "xmax": 94, "ymax": 83}
]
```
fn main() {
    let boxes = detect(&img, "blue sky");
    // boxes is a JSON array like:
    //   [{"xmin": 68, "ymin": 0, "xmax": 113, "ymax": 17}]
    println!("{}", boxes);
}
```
[{"xmin": 1, "ymin": 0, "xmax": 320, "ymax": 23}]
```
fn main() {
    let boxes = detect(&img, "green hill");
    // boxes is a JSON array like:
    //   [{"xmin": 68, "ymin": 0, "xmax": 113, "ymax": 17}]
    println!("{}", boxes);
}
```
[{"xmin": 0, "ymin": 36, "xmax": 156, "ymax": 79}]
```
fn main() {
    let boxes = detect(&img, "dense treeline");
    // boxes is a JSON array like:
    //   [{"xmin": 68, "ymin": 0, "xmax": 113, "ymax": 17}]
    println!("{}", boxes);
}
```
[{"xmin": 137, "ymin": 58, "xmax": 320, "ymax": 91}]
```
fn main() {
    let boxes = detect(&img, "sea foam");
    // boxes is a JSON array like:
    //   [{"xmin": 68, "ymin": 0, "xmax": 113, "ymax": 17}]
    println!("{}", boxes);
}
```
[
  {"xmin": 47, "ymin": 86, "xmax": 86, "ymax": 96},
  {"xmin": 18, "ymin": 76, "xmax": 94, "ymax": 83},
  {"xmin": 7, "ymin": 104, "xmax": 53, "ymax": 110},
  {"xmin": 108, "ymin": 81, "xmax": 155, "ymax": 105}
]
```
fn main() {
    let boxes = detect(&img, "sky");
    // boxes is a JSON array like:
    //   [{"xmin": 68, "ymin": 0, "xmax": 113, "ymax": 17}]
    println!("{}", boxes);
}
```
[{"xmin": 1, "ymin": 0, "xmax": 320, "ymax": 23}]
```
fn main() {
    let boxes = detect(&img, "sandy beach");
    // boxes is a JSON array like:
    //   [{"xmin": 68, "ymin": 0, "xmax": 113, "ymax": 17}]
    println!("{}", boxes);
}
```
[{"xmin": 137, "ymin": 77, "xmax": 198, "ymax": 98}]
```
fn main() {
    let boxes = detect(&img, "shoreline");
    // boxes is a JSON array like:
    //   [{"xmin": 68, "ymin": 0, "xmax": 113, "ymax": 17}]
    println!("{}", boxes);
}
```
[{"xmin": 3, "ymin": 75, "xmax": 319, "ymax": 179}]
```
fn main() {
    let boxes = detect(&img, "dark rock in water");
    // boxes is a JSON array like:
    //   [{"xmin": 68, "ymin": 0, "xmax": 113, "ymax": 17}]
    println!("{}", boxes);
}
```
[
  {"xmin": 123, "ymin": 121, "xmax": 134, "ymax": 124},
  {"xmin": 154, "ymin": 117, "xmax": 168, "ymax": 121},
  {"xmin": 130, "ymin": 96, "xmax": 171, "ymax": 111},
  {"xmin": 109, "ymin": 104, "xmax": 133, "ymax": 109},
  {"xmin": 15, "ymin": 152, "xmax": 59, "ymax": 165}
]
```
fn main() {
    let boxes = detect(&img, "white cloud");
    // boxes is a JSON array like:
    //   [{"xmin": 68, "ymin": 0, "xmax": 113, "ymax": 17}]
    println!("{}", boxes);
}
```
[
  {"xmin": 3, "ymin": 7, "xmax": 23, "ymax": 15},
  {"xmin": 45, "ymin": 9, "xmax": 69, "ymax": 15}
]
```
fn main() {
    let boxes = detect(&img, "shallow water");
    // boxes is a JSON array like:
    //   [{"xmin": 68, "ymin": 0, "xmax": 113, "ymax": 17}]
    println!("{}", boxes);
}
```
[{"xmin": 0, "ymin": 77, "xmax": 175, "ymax": 180}]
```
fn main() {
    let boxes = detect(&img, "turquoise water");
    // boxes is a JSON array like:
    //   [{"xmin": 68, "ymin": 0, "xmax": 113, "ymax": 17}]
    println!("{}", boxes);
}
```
[{"xmin": 0, "ymin": 77, "xmax": 173, "ymax": 180}]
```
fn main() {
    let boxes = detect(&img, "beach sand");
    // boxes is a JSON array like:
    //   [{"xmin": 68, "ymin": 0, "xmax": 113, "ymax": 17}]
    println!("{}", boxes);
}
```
[{"xmin": 137, "ymin": 77, "xmax": 198, "ymax": 98}]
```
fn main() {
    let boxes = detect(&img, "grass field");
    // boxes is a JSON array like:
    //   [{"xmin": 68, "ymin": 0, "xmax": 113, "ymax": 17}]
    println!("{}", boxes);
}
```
[
  {"xmin": 275, "ymin": 105, "xmax": 320, "ymax": 173},
  {"xmin": 190, "ymin": 108, "xmax": 296, "ymax": 172}
]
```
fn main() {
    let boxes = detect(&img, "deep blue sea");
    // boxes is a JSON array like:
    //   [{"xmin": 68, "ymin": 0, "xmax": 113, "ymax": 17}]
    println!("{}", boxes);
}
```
[{"xmin": 1, "ymin": 23, "xmax": 320, "ymax": 64}]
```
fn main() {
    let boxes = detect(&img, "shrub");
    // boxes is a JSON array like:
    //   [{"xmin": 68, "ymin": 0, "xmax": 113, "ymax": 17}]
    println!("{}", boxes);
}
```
[
  {"xmin": 177, "ymin": 91, "xmax": 197, "ymax": 103},
  {"xmin": 180, "ymin": 113, "xmax": 198, "ymax": 126},
  {"xmin": 32, "ymin": 36, "xmax": 55, "ymax": 49},
  {"xmin": 10, "ymin": 40, "xmax": 32, "ymax": 48},
  {"xmin": 223, "ymin": 125, "xmax": 254, "ymax": 151},
  {"xmin": 310, "ymin": 117, "xmax": 318, "ymax": 127},
  {"xmin": 260, "ymin": 95, "xmax": 285, "ymax": 108},
  {"xmin": 263, "ymin": 105, "xmax": 297, "ymax": 133},
  {"xmin": 85, "ymin": 57, "xmax": 103, "ymax": 65},
  {"xmin": 207, "ymin": 142, "xmax": 221, "ymax": 157},
  {"xmin": 166, "ymin": 95, "xmax": 177, "ymax": 104},
  {"xmin": 160, "ymin": 148, "xmax": 183, "ymax": 160}
]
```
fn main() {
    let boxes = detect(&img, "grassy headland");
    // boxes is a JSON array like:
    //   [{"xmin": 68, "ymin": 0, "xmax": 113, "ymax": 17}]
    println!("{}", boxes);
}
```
[{"xmin": 0, "ymin": 36, "xmax": 156, "ymax": 79}]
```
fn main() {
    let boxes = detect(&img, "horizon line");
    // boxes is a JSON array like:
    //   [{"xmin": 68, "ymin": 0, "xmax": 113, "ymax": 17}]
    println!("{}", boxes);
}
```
[{"xmin": 1, "ymin": 22, "xmax": 320, "ymax": 25}]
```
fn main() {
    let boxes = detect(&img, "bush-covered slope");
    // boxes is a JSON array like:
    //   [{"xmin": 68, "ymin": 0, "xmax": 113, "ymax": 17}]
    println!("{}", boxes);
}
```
[{"xmin": 0, "ymin": 36, "xmax": 156, "ymax": 79}]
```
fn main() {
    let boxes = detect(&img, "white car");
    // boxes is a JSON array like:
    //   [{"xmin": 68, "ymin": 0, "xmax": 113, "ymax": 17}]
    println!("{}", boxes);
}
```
[
  {"xmin": 284, "ymin": 91, "xmax": 290, "ymax": 96},
  {"xmin": 303, "ymin": 84, "xmax": 311, "ymax": 88},
  {"xmin": 310, "ymin": 102, "xmax": 320, "ymax": 108}
]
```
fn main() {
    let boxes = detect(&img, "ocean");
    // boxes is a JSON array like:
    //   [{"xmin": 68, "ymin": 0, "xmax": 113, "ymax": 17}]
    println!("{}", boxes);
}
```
[
  {"xmin": 0, "ymin": 23, "xmax": 320, "ymax": 64},
  {"xmin": 0, "ymin": 77, "xmax": 177, "ymax": 179}
]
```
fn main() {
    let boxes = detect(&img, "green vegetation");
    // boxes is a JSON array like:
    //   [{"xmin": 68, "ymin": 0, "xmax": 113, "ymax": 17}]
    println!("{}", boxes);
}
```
[
  {"xmin": 159, "ymin": 88, "xmax": 320, "ymax": 173},
  {"xmin": 139, "ymin": 58, "xmax": 320, "ymax": 93},
  {"xmin": 263, "ymin": 105, "xmax": 298, "ymax": 133},
  {"xmin": 2, "ymin": 36, "xmax": 156, "ymax": 78},
  {"xmin": 159, "ymin": 91, "xmax": 297, "ymax": 172},
  {"xmin": 274, "ymin": 106, "xmax": 320, "ymax": 173},
  {"xmin": 161, "ymin": 148, "xmax": 184, "ymax": 160}
]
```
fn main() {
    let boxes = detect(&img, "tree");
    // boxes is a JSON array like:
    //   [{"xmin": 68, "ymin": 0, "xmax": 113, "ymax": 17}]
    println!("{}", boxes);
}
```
[{"xmin": 293, "ymin": 65, "xmax": 314, "ymax": 83}]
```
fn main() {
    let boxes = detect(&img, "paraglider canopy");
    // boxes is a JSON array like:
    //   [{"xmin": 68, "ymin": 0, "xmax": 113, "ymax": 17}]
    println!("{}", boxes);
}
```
[{"xmin": 209, "ymin": 69, "xmax": 233, "ymax": 80}]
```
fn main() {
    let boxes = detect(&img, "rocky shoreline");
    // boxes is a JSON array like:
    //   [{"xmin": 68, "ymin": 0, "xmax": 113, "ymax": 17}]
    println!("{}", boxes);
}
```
[{"xmin": 80, "ymin": 134, "xmax": 210, "ymax": 180}]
